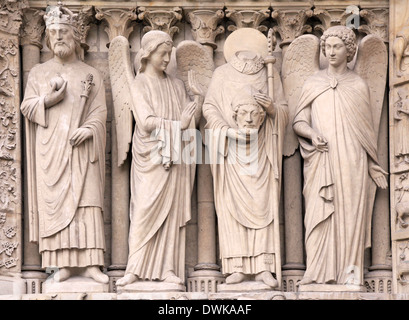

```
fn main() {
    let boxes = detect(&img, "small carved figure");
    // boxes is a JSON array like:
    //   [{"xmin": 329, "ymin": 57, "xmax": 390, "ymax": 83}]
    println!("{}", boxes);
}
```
[
  {"xmin": 286, "ymin": 26, "xmax": 388, "ymax": 287},
  {"xmin": 109, "ymin": 30, "xmax": 209, "ymax": 287},
  {"xmin": 394, "ymin": 87, "xmax": 409, "ymax": 164},
  {"xmin": 20, "ymin": 5, "xmax": 108, "ymax": 283},
  {"xmin": 203, "ymin": 28, "xmax": 288, "ymax": 288},
  {"xmin": 393, "ymin": 24, "xmax": 409, "ymax": 77}
]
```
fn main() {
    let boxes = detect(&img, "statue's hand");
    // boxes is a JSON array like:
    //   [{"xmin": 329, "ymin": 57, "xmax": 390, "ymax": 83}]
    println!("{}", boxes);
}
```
[
  {"xmin": 311, "ymin": 133, "xmax": 328, "ymax": 152},
  {"xmin": 253, "ymin": 93, "xmax": 275, "ymax": 116},
  {"xmin": 69, "ymin": 127, "xmax": 93, "ymax": 146},
  {"xmin": 188, "ymin": 70, "xmax": 203, "ymax": 97},
  {"xmin": 181, "ymin": 101, "xmax": 197, "ymax": 130},
  {"xmin": 369, "ymin": 164, "xmax": 388, "ymax": 189},
  {"xmin": 44, "ymin": 80, "xmax": 67, "ymax": 109},
  {"xmin": 227, "ymin": 128, "xmax": 256, "ymax": 143}
]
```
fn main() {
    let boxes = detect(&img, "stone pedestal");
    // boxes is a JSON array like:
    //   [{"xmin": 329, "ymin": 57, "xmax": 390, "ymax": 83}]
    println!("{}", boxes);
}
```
[
  {"xmin": 22, "ymin": 271, "xmax": 48, "ymax": 294},
  {"xmin": 106, "ymin": 269, "xmax": 125, "ymax": 294},
  {"xmin": 0, "ymin": 275, "xmax": 26, "ymax": 295},
  {"xmin": 213, "ymin": 282, "xmax": 286, "ymax": 300},
  {"xmin": 117, "ymin": 281, "xmax": 185, "ymax": 294},
  {"xmin": 365, "ymin": 269, "xmax": 393, "ymax": 293},
  {"xmin": 218, "ymin": 281, "xmax": 274, "ymax": 293},
  {"xmin": 282, "ymin": 269, "xmax": 304, "ymax": 292},
  {"xmin": 187, "ymin": 269, "xmax": 225, "ymax": 293},
  {"xmin": 298, "ymin": 283, "xmax": 367, "ymax": 293},
  {"xmin": 42, "ymin": 276, "xmax": 109, "ymax": 294}
]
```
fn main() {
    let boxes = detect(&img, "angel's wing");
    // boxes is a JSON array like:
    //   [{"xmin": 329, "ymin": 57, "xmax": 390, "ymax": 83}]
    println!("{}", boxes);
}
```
[
  {"xmin": 281, "ymin": 34, "xmax": 320, "ymax": 157},
  {"xmin": 353, "ymin": 34, "xmax": 388, "ymax": 138},
  {"xmin": 108, "ymin": 36, "xmax": 135, "ymax": 167},
  {"xmin": 175, "ymin": 40, "xmax": 214, "ymax": 98}
]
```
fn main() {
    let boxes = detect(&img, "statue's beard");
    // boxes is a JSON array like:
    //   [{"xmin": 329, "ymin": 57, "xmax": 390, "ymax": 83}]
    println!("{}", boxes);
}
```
[{"xmin": 53, "ymin": 42, "xmax": 75, "ymax": 59}]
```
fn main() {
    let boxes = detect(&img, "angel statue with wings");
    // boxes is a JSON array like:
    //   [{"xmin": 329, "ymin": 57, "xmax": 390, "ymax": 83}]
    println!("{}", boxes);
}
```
[
  {"xmin": 283, "ymin": 25, "xmax": 388, "ymax": 287},
  {"xmin": 203, "ymin": 28, "xmax": 288, "ymax": 289},
  {"xmin": 108, "ymin": 30, "xmax": 213, "ymax": 287}
]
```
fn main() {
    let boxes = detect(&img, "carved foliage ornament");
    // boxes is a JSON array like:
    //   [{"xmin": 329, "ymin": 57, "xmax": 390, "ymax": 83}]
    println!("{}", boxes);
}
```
[
  {"xmin": 95, "ymin": 7, "xmax": 137, "ymax": 43},
  {"xmin": 187, "ymin": 10, "xmax": 224, "ymax": 49},
  {"xmin": 271, "ymin": 9, "xmax": 313, "ymax": 47},
  {"xmin": 138, "ymin": 7, "xmax": 182, "ymax": 39},
  {"xmin": 226, "ymin": 9, "xmax": 270, "ymax": 33},
  {"xmin": 21, "ymin": 8, "xmax": 45, "ymax": 48}
]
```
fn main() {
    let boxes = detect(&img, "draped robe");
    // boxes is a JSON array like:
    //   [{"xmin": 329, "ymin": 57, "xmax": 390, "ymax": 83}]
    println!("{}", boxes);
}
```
[
  {"xmin": 124, "ymin": 73, "xmax": 195, "ymax": 281},
  {"xmin": 21, "ymin": 59, "xmax": 107, "ymax": 268},
  {"xmin": 203, "ymin": 53, "xmax": 287, "ymax": 276},
  {"xmin": 293, "ymin": 69, "xmax": 380, "ymax": 285}
]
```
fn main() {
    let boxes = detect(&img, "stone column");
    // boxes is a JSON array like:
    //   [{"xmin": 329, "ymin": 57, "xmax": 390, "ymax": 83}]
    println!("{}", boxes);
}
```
[
  {"xmin": 0, "ymin": 0, "xmax": 28, "ymax": 295},
  {"xmin": 20, "ymin": 7, "xmax": 47, "ymax": 294},
  {"xmin": 271, "ymin": 3, "xmax": 313, "ymax": 291},
  {"xmin": 184, "ymin": 9, "xmax": 226, "ymax": 293},
  {"xmin": 95, "ymin": 7, "xmax": 137, "ymax": 293}
]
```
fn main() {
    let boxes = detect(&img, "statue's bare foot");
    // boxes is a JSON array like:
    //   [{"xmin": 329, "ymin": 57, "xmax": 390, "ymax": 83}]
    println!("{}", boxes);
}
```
[
  {"xmin": 54, "ymin": 267, "xmax": 71, "ymax": 282},
  {"xmin": 83, "ymin": 266, "xmax": 109, "ymax": 284},
  {"xmin": 255, "ymin": 271, "xmax": 278, "ymax": 288},
  {"xmin": 226, "ymin": 272, "xmax": 247, "ymax": 284},
  {"xmin": 164, "ymin": 273, "xmax": 183, "ymax": 284},
  {"xmin": 116, "ymin": 273, "xmax": 138, "ymax": 286},
  {"xmin": 297, "ymin": 277, "xmax": 313, "ymax": 286}
]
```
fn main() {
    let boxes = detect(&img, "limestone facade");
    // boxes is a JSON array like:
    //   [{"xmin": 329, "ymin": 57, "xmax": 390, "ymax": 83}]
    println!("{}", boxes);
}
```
[{"xmin": 0, "ymin": 0, "xmax": 405, "ymax": 299}]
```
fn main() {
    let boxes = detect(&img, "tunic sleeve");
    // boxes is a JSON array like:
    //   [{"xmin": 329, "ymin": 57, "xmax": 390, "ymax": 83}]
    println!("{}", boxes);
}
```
[{"xmin": 21, "ymin": 70, "xmax": 47, "ymax": 128}]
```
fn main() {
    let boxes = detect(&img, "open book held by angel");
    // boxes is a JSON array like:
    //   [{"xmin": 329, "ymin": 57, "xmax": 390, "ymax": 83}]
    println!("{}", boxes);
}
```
[
  {"xmin": 282, "ymin": 25, "xmax": 388, "ymax": 287},
  {"xmin": 108, "ymin": 30, "xmax": 214, "ymax": 286}
]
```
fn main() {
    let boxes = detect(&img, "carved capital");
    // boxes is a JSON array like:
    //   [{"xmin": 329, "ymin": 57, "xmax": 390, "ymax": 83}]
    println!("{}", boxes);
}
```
[
  {"xmin": 0, "ymin": 0, "xmax": 28, "ymax": 36},
  {"xmin": 75, "ymin": 6, "xmax": 96, "ymax": 51},
  {"xmin": 21, "ymin": 8, "xmax": 45, "ymax": 48},
  {"xmin": 95, "ymin": 7, "xmax": 137, "ymax": 42},
  {"xmin": 138, "ymin": 7, "xmax": 182, "ymax": 39},
  {"xmin": 313, "ymin": 8, "xmax": 350, "ymax": 33},
  {"xmin": 225, "ymin": 9, "xmax": 270, "ymax": 33},
  {"xmin": 187, "ymin": 9, "xmax": 224, "ymax": 49},
  {"xmin": 271, "ymin": 9, "xmax": 313, "ymax": 47},
  {"xmin": 359, "ymin": 8, "xmax": 389, "ymax": 42}
]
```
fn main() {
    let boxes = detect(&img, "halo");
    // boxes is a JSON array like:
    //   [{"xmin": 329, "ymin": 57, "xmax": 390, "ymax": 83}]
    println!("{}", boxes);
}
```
[{"xmin": 223, "ymin": 28, "xmax": 268, "ymax": 62}]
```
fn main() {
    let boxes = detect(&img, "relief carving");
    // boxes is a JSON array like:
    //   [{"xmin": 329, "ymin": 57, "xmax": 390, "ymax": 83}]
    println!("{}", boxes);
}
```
[
  {"xmin": 0, "ymin": 0, "xmax": 28, "ymax": 35},
  {"xmin": 359, "ymin": 8, "xmax": 389, "ymax": 42},
  {"xmin": 95, "ymin": 7, "xmax": 137, "ymax": 43},
  {"xmin": 394, "ymin": 87, "xmax": 409, "ymax": 168},
  {"xmin": 21, "ymin": 8, "xmax": 45, "ymax": 48},
  {"xmin": 271, "ymin": 9, "xmax": 313, "ymax": 47},
  {"xmin": 187, "ymin": 10, "xmax": 224, "ymax": 49},
  {"xmin": 138, "ymin": 7, "xmax": 183, "ymax": 39},
  {"xmin": 226, "ymin": 9, "xmax": 270, "ymax": 33}
]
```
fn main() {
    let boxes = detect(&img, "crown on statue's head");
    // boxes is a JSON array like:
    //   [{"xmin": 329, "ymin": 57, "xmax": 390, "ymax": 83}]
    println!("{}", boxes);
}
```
[{"xmin": 44, "ymin": 2, "xmax": 79, "ymax": 28}]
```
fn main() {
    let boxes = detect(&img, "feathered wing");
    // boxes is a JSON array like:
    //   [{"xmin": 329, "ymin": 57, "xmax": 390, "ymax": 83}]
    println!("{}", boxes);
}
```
[
  {"xmin": 281, "ymin": 34, "xmax": 321, "ymax": 157},
  {"xmin": 175, "ymin": 40, "xmax": 214, "ymax": 99},
  {"xmin": 353, "ymin": 34, "xmax": 388, "ymax": 138},
  {"xmin": 353, "ymin": 34, "xmax": 388, "ymax": 251},
  {"xmin": 108, "ymin": 35, "xmax": 135, "ymax": 167}
]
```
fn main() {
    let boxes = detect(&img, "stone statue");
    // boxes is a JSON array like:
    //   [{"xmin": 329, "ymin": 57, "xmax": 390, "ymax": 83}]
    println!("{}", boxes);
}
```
[
  {"xmin": 203, "ymin": 28, "xmax": 288, "ymax": 288},
  {"xmin": 108, "ymin": 30, "xmax": 209, "ymax": 287},
  {"xmin": 21, "ymin": 5, "xmax": 108, "ymax": 283},
  {"xmin": 284, "ymin": 26, "xmax": 388, "ymax": 287}
]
